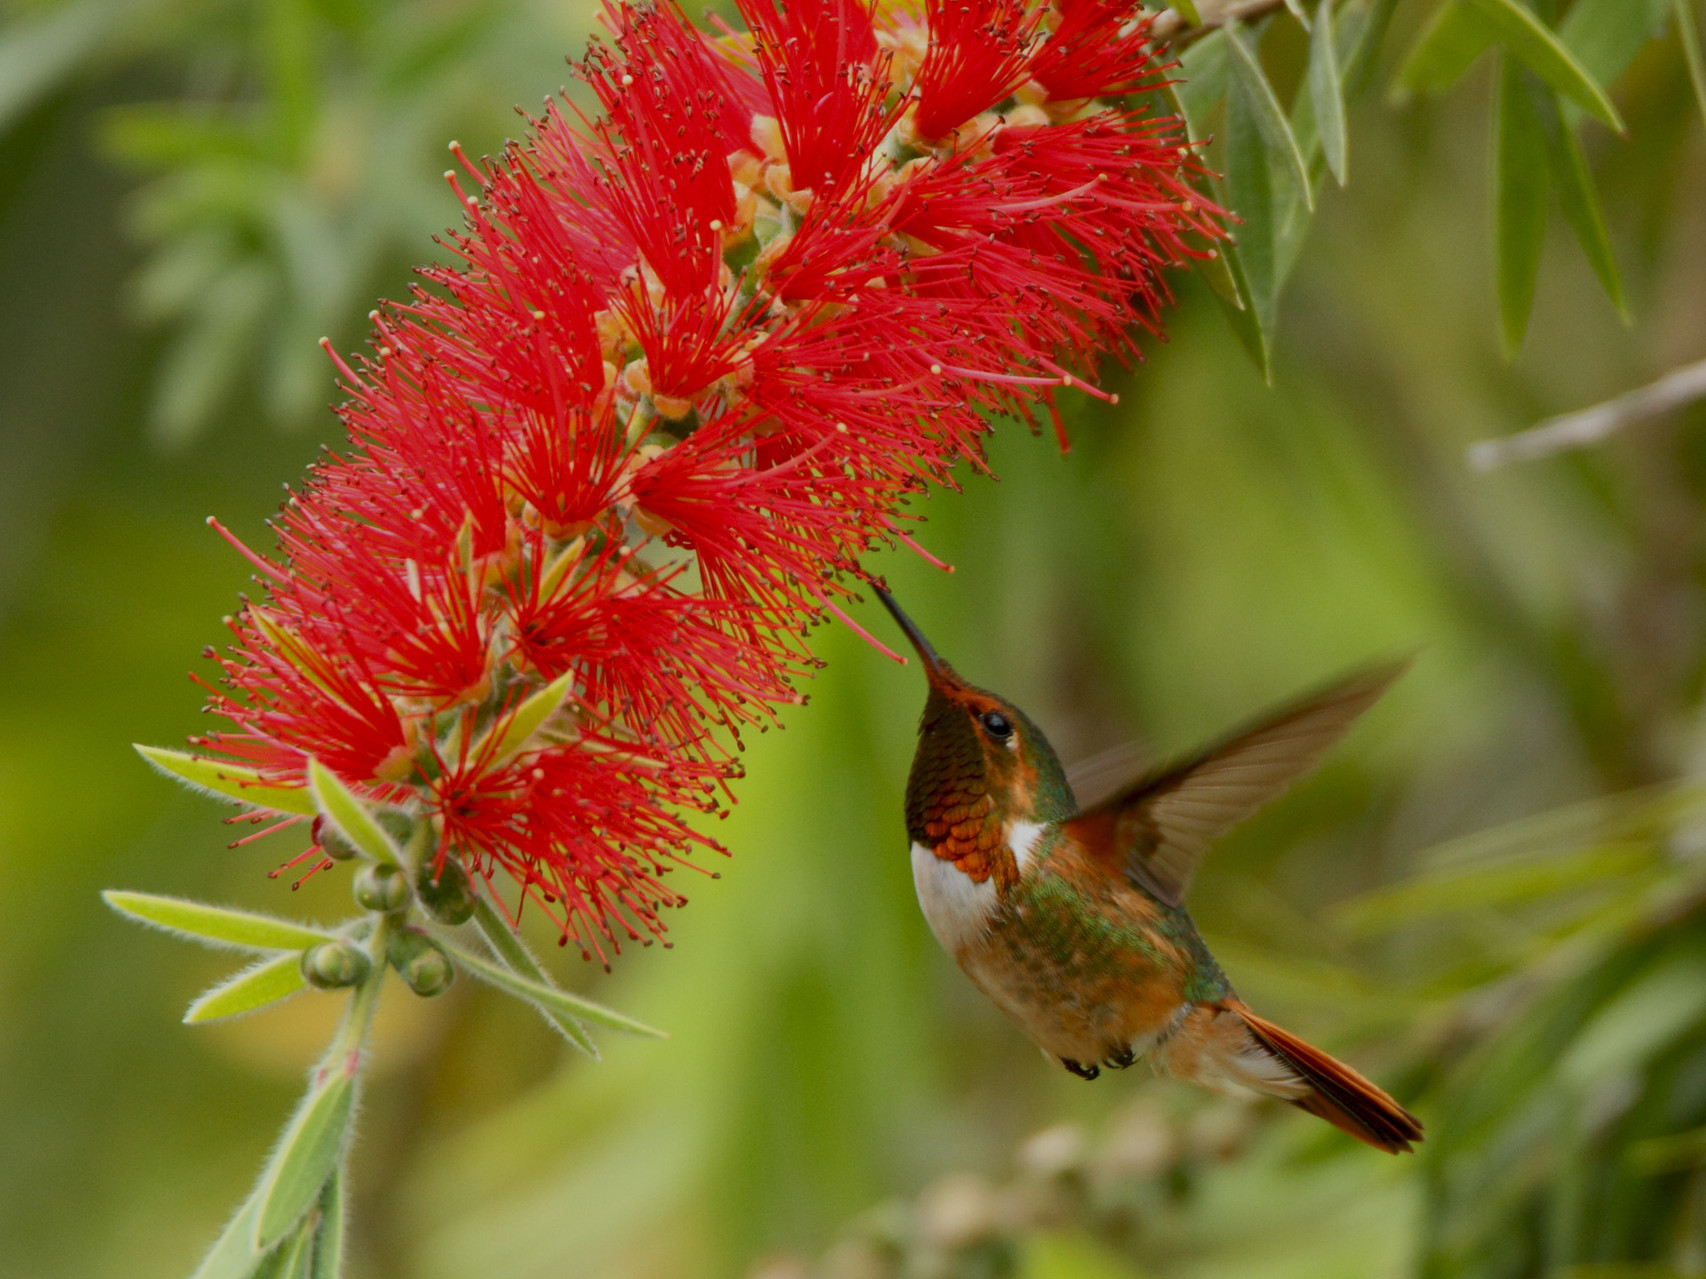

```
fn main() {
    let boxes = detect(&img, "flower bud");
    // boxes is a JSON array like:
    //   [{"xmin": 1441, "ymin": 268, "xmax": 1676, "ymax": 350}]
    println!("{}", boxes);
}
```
[
  {"xmin": 387, "ymin": 928, "xmax": 455, "ymax": 997},
  {"xmin": 353, "ymin": 862, "xmax": 410, "ymax": 913},
  {"xmin": 312, "ymin": 816, "xmax": 358, "ymax": 861},
  {"xmin": 374, "ymin": 807, "xmax": 418, "ymax": 848},
  {"xmin": 301, "ymin": 940, "xmax": 372, "ymax": 989},
  {"xmin": 415, "ymin": 857, "xmax": 476, "ymax": 925}
]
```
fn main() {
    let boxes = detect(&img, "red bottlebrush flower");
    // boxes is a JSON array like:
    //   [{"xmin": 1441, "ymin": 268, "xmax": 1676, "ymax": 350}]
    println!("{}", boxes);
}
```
[
  {"xmin": 906, "ymin": 0, "xmax": 1047, "ymax": 142},
  {"xmin": 737, "ymin": 0, "xmax": 895, "ymax": 194},
  {"xmin": 193, "ymin": 0, "xmax": 1222, "ymax": 957},
  {"xmin": 1027, "ymin": 0, "xmax": 1162, "ymax": 101}
]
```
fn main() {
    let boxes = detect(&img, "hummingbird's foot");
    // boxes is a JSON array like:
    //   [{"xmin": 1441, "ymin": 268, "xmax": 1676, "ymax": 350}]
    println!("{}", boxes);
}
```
[
  {"xmin": 1104, "ymin": 1045, "xmax": 1137, "ymax": 1070},
  {"xmin": 1061, "ymin": 1057, "xmax": 1100, "ymax": 1080}
]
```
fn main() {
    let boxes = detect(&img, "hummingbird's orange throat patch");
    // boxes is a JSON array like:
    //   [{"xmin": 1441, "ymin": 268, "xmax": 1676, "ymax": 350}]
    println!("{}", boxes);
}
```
[{"xmin": 919, "ymin": 786, "xmax": 1022, "ymax": 887}]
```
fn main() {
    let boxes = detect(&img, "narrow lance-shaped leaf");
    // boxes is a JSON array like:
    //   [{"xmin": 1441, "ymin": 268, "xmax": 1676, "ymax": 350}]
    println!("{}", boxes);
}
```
[
  {"xmin": 186, "ymin": 953, "xmax": 310, "ymax": 1023},
  {"xmin": 1677, "ymin": 0, "xmax": 1706, "ymax": 135},
  {"xmin": 103, "ymin": 890, "xmax": 338, "ymax": 952},
  {"xmin": 1528, "ymin": 81, "xmax": 1628, "ymax": 318},
  {"xmin": 309, "ymin": 1170, "xmax": 345, "ymax": 1279},
  {"xmin": 471, "ymin": 896, "xmax": 599, "ymax": 1057},
  {"xmin": 1213, "ymin": 239, "xmax": 1273, "ymax": 381},
  {"xmin": 1466, "ymin": 0, "xmax": 1625, "ymax": 130},
  {"xmin": 1223, "ymin": 73, "xmax": 1280, "ymax": 370},
  {"xmin": 444, "ymin": 936, "xmax": 669, "ymax": 1038},
  {"xmin": 1223, "ymin": 19, "xmax": 1315, "ymax": 209},
  {"xmin": 269, "ymin": 1225, "xmax": 317, "ymax": 1279},
  {"xmin": 1493, "ymin": 56, "xmax": 1550, "ymax": 356},
  {"xmin": 476, "ymin": 672, "xmax": 574, "ymax": 768},
  {"xmin": 1560, "ymin": 0, "xmax": 1671, "ymax": 90},
  {"xmin": 1344, "ymin": 0, "xmax": 1403, "ymax": 94},
  {"xmin": 1175, "ymin": 28, "xmax": 1228, "ymax": 125},
  {"xmin": 1394, "ymin": 1, "xmax": 1495, "ymax": 97},
  {"xmin": 1158, "ymin": 77, "xmax": 1251, "ymax": 321},
  {"xmin": 191, "ymin": 1192, "xmax": 269, "ymax": 1279},
  {"xmin": 1309, "ymin": 0, "xmax": 1350, "ymax": 184},
  {"xmin": 136, "ymin": 744, "xmax": 317, "ymax": 816},
  {"xmin": 254, "ymin": 1070, "xmax": 357, "ymax": 1248},
  {"xmin": 1171, "ymin": 0, "xmax": 1203, "ymax": 23},
  {"xmin": 306, "ymin": 758, "xmax": 402, "ymax": 866}
]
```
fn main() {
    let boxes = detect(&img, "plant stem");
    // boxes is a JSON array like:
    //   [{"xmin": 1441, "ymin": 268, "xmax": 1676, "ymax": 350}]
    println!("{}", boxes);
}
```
[
  {"xmin": 316, "ymin": 913, "xmax": 395, "ymax": 1085},
  {"xmin": 1152, "ymin": 0, "xmax": 1293, "ymax": 48},
  {"xmin": 471, "ymin": 894, "xmax": 547, "ymax": 982},
  {"xmin": 1467, "ymin": 357, "xmax": 1706, "ymax": 469}
]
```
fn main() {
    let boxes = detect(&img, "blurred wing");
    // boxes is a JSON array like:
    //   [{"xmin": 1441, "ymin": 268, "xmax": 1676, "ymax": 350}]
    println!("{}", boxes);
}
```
[
  {"xmin": 1064, "ymin": 740, "xmax": 1150, "ymax": 812},
  {"xmin": 1069, "ymin": 661, "xmax": 1409, "ymax": 907}
]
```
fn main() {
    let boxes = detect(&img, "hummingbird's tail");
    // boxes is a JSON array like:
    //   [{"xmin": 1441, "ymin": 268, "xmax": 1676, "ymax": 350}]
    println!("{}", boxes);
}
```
[{"xmin": 1229, "ymin": 1003, "xmax": 1423, "ymax": 1153}]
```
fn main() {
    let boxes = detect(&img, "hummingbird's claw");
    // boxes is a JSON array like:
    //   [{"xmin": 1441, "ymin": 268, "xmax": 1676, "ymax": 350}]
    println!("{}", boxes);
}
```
[
  {"xmin": 1062, "ymin": 1057, "xmax": 1101, "ymax": 1080},
  {"xmin": 1105, "ymin": 1045, "xmax": 1137, "ymax": 1070}
]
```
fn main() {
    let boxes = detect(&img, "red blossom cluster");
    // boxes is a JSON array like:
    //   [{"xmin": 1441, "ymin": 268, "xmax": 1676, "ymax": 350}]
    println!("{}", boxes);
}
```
[{"xmin": 196, "ymin": 0, "xmax": 1222, "ymax": 958}]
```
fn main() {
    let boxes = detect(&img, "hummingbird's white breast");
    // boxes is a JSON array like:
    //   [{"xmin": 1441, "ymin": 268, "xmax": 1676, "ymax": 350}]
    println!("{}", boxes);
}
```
[{"xmin": 909, "ymin": 821, "xmax": 1048, "ymax": 956}]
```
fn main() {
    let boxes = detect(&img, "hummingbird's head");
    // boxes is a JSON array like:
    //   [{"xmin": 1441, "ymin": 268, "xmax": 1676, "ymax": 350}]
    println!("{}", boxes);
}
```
[{"xmin": 875, "ymin": 588, "xmax": 1074, "ymax": 885}]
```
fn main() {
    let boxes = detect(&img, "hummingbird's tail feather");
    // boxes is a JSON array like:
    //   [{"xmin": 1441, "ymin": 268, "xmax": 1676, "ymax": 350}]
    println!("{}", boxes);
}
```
[{"xmin": 1230, "ymin": 1004, "xmax": 1423, "ymax": 1154}]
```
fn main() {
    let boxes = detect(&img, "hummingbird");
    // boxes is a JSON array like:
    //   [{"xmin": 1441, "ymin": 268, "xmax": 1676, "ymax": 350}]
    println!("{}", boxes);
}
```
[{"xmin": 875, "ymin": 589, "xmax": 1422, "ymax": 1153}]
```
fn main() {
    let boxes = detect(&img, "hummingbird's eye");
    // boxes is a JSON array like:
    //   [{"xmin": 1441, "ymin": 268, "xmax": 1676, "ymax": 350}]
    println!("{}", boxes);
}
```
[{"xmin": 979, "ymin": 710, "xmax": 1014, "ymax": 741}]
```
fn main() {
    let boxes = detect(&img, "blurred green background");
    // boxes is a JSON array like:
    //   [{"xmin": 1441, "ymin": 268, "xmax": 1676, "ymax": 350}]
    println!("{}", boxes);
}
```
[{"xmin": 3, "ymin": 1, "xmax": 1706, "ymax": 1277}]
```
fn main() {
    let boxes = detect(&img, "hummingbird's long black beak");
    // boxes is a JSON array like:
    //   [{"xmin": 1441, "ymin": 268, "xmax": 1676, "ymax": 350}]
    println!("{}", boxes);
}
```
[{"xmin": 873, "ymin": 587, "xmax": 950, "ymax": 679}]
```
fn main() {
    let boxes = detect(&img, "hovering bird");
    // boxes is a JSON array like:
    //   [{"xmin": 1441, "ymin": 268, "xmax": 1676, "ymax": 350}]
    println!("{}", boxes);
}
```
[{"xmin": 876, "ymin": 589, "xmax": 1422, "ymax": 1153}]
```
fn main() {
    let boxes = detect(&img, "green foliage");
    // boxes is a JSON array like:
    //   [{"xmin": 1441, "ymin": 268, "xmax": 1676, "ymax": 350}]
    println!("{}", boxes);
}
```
[
  {"xmin": 306, "ymin": 759, "xmax": 402, "ymax": 866},
  {"xmin": 1174, "ymin": 0, "xmax": 1687, "ymax": 365},
  {"xmin": 0, "ymin": 0, "xmax": 585, "ymax": 443},
  {"xmin": 185, "ymin": 953, "xmax": 310, "ymax": 1023},
  {"xmin": 136, "ymin": 744, "xmax": 318, "ymax": 815},
  {"xmin": 444, "ymin": 937, "xmax": 668, "ymax": 1042},
  {"xmin": 103, "ymin": 889, "xmax": 339, "ymax": 950}
]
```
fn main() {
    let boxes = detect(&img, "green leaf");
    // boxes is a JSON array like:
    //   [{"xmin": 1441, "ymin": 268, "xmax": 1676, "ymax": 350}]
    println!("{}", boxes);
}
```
[
  {"xmin": 0, "ymin": 0, "xmax": 121, "ymax": 137},
  {"xmin": 103, "ymin": 890, "xmax": 338, "ymax": 952},
  {"xmin": 1530, "ymin": 84, "xmax": 1628, "ymax": 318},
  {"xmin": 1560, "ymin": 957, "xmax": 1706, "ymax": 1088},
  {"xmin": 1224, "ymin": 75, "xmax": 1279, "ymax": 342},
  {"xmin": 1175, "ymin": 29, "xmax": 1228, "ymax": 127},
  {"xmin": 310, "ymin": 1171, "xmax": 345, "ymax": 1279},
  {"xmin": 191, "ymin": 1193, "xmax": 268, "ymax": 1279},
  {"xmin": 444, "ymin": 937, "xmax": 668, "ymax": 1039},
  {"xmin": 1394, "ymin": 0, "xmax": 1494, "ymax": 96},
  {"xmin": 1677, "ymin": 0, "xmax": 1706, "ymax": 135},
  {"xmin": 306, "ymin": 759, "xmax": 402, "ymax": 866},
  {"xmin": 135, "ymin": 744, "xmax": 316, "ymax": 815},
  {"xmin": 1309, "ymin": 0, "xmax": 1350, "ymax": 184},
  {"xmin": 271, "ymin": 1225, "xmax": 316, "ymax": 1279},
  {"xmin": 1210, "ymin": 244, "xmax": 1273, "ymax": 381},
  {"xmin": 1223, "ymin": 20, "xmax": 1315, "ymax": 209},
  {"xmin": 470, "ymin": 897, "xmax": 599, "ymax": 1057},
  {"xmin": 1493, "ymin": 57, "xmax": 1550, "ymax": 356},
  {"xmin": 1171, "ymin": 0, "xmax": 1203, "ymax": 22},
  {"xmin": 478, "ymin": 672, "xmax": 573, "ymax": 767},
  {"xmin": 1560, "ymin": 0, "xmax": 1671, "ymax": 89},
  {"xmin": 1466, "ymin": 0, "xmax": 1626, "ymax": 131},
  {"xmin": 1344, "ymin": 0, "xmax": 1404, "ymax": 94},
  {"xmin": 186, "ymin": 953, "xmax": 310, "ymax": 1023},
  {"xmin": 254, "ymin": 1073, "xmax": 356, "ymax": 1248},
  {"xmin": 1333, "ymin": 844, "xmax": 1652, "ymax": 933}
]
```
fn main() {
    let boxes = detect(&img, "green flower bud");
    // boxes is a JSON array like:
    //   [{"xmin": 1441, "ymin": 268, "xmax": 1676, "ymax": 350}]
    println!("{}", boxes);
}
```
[
  {"xmin": 353, "ymin": 862, "xmax": 409, "ymax": 913},
  {"xmin": 387, "ymin": 928, "xmax": 455, "ymax": 997},
  {"xmin": 374, "ymin": 807, "xmax": 418, "ymax": 848},
  {"xmin": 313, "ymin": 816, "xmax": 358, "ymax": 861},
  {"xmin": 301, "ymin": 941, "xmax": 372, "ymax": 990},
  {"xmin": 415, "ymin": 857, "xmax": 476, "ymax": 925}
]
